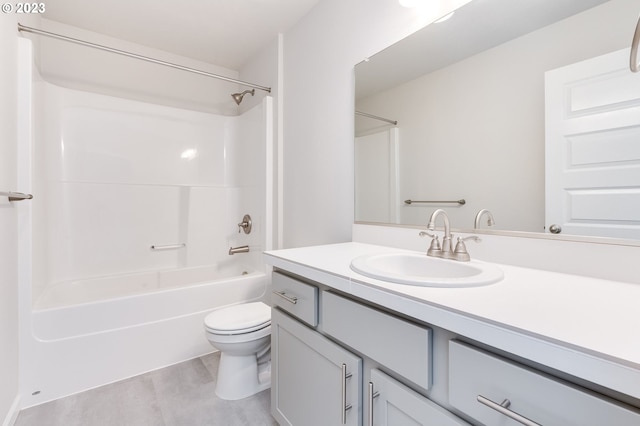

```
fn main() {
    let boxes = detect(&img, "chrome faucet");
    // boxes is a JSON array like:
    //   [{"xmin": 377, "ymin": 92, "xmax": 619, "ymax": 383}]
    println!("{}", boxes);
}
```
[
  {"xmin": 422, "ymin": 209, "xmax": 480, "ymax": 262},
  {"xmin": 426, "ymin": 209, "xmax": 454, "ymax": 259},
  {"xmin": 474, "ymin": 209, "xmax": 495, "ymax": 229}
]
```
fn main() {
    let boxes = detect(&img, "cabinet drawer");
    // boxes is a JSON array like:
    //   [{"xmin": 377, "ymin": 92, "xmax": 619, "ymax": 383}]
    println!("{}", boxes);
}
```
[
  {"xmin": 323, "ymin": 291, "xmax": 432, "ymax": 390},
  {"xmin": 449, "ymin": 340, "xmax": 640, "ymax": 426},
  {"xmin": 272, "ymin": 272, "xmax": 318, "ymax": 327}
]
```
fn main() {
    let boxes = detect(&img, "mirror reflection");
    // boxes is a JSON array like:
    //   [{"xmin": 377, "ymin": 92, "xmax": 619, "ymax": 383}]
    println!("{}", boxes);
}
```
[{"xmin": 355, "ymin": 0, "xmax": 640, "ymax": 241}]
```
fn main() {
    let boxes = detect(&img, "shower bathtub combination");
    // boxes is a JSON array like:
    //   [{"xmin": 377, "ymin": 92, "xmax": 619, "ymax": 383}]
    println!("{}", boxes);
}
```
[{"xmin": 17, "ymin": 36, "xmax": 273, "ymax": 406}]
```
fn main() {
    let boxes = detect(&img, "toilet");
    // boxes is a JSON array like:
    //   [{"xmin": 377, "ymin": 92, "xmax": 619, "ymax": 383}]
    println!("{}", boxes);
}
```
[{"xmin": 204, "ymin": 302, "xmax": 272, "ymax": 400}]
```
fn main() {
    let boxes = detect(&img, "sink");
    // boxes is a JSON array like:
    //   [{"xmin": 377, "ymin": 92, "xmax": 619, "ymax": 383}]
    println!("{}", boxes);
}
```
[{"xmin": 350, "ymin": 252, "xmax": 503, "ymax": 287}]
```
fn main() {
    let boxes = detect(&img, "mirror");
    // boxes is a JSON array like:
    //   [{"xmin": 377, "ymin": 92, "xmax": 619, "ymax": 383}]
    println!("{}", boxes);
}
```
[{"xmin": 355, "ymin": 0, "xmax": 640, "ymax": 242}]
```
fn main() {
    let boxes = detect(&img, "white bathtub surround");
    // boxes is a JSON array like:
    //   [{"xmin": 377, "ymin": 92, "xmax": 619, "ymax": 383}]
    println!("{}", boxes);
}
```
[
  {"xmin": 17, "ymin": 38, "xmax": 274, "ymax": 407},
  {"xmin": 264, "ymin": 239, "xmax": 640, "ymax": 402},
  {"xmin": 30, "ymin": 81, "xmax": 268, "ymax": 304}
]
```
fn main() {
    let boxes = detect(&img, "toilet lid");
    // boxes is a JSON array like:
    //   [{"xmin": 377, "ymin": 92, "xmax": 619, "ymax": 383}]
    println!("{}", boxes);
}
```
[{"xmin": 204, "ymin": 302, "xmax": 271, "ymax": 335}]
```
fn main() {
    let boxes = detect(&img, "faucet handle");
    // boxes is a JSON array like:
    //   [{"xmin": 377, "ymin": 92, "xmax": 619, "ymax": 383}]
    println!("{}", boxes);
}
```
[
  {"xmin": 237, "ymin": 214, "xmax": 252, "ymax": 234},
  {"xmin": 426, "ymin": 235, "xmax": 441, "ymax": 257},
  {"xmin": 453, "ymin": 236, "xmax": 481, "ymax": 262}
]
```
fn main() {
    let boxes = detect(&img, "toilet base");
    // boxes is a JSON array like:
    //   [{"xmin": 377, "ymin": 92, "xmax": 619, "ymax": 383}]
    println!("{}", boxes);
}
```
[{"xmin": 215, "ymin": 352, "xmax": 271, "ymax": 400}]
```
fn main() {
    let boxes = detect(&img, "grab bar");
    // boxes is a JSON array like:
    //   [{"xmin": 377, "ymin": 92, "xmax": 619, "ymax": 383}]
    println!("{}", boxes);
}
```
[
  {"xmin": 632, "ymin": 14, "xmax": 640, "ymax": 72},
  {"xmin": 150, "ymin": 243, "xmax": 186, "ymax": 251},
  {"xmin": 0, "ymin": 191, "xmax": 33, "ymax": 202},
  {"xmin": 404, "ymin": 199, "xmax": 465, "ymax": 205}
]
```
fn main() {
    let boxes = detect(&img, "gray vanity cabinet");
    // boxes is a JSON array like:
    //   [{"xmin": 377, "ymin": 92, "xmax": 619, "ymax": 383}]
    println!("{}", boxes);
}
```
[
  {"xmin": 270, "ymin": 271, "xmax": 470, "ymax": 426},
  {"xmin": 271, "ymin": 308, "xmax": 362, "ymax": 426}
]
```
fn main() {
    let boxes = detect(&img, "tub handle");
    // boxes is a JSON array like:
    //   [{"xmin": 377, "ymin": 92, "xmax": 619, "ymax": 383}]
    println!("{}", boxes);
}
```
[{"xmin": 272, "ymin": 291, "xmax": 298, "ymax": 304}]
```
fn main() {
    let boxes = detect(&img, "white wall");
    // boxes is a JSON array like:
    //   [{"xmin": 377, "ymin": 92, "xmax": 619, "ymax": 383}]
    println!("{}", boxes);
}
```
[
  {"xmin": 1, "ymin": 10, "xmax": 41, "ymax": 426},
  {"xmin": 0, "ymin": 12, "xmax": 21, "ymax": 425},
  {"xmin": 355, "ymin": 0, "xmax": 638, "ymax": 232},
  {"xmin": 281, "ymin": 0, "xmax": 472, "ymax": 248}
]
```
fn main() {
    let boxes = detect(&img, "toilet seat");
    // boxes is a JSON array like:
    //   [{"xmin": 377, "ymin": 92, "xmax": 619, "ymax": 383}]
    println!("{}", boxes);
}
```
[{"xmin": 204, "ymin": 302, "xmax": 271, "ymax": 335}]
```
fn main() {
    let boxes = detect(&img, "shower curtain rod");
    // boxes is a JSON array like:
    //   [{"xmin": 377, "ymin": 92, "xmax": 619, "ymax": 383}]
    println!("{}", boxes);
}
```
[
  {"xmin": 355, "ymin": 110, "xmax": 398, "ymax": 125},
  {"xmin": 17, "ymin": 23, "xmax": 271, "ymax": 93}
]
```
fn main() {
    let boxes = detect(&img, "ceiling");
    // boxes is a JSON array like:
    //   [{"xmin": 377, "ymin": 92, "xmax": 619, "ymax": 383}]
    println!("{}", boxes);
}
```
[
  {"xmin": 355, "ymin": 0, "xmax": 609, "ymax": 100},
  {"xmin": 43, "ymin": 0, "xmax": 322, "ymax": 70}
]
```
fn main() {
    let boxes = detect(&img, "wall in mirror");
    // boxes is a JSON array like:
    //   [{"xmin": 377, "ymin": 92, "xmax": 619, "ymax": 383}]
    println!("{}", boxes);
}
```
[{"xmin": 355, "ymin": 0, "xmax": 640, "ymax": 241}]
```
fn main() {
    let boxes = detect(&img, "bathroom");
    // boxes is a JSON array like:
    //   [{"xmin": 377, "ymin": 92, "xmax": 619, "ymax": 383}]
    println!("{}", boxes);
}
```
[{"xmin": 2, "ymin": 0, "xmax": 640, "ymax": 425}]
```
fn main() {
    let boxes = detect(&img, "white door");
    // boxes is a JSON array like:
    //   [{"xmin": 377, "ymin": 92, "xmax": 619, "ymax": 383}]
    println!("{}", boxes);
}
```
[
  {"xmin": 355, "ymin": 128, "xmax": 399, "ymax": 223},
  {"xmin": 545, "ymin": 48, "xmax": 640, "ymax": 239}
]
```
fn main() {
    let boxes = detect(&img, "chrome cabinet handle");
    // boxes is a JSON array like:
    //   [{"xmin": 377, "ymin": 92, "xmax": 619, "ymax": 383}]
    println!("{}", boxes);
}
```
[
  {"xmin": 367, "ymin": 382, "xmax": 380, "ymax": 426},
  {"xmin": 477, "ymin": 395, "xmax": 541, "ymax": 426},
  {"xmin": 272, "ymin": 291, "xmax": 298, "ymax": 304},
  {"xmin": 341, "ymin": 364, "xmax": 353, "ymax": 424}
]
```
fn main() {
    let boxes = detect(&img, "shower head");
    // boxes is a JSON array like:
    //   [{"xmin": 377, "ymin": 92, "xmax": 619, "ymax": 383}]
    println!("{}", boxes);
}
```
[{"xmin": 231, "ymin": 89, "xmax": 255, "ymax": 105}]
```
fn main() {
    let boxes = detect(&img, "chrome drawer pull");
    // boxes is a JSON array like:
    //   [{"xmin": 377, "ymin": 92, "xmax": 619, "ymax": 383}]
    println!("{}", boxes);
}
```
[
  {"xmin": 367, "ymin": 382, "xmax": 380, "ymax": 426},
  {"xmin": 477, "ymin": 395, "xmax": 542, "ymax": 426},
  {"xmin": 342, "ymin": 364, "xmax": 353, "ymax": 424},
  {"xmin": 273, "ymin": 290, "xmax": 298, "ymax": 304}
]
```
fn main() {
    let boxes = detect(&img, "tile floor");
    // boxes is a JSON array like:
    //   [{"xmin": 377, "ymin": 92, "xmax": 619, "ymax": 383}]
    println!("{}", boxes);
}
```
[{"xmin": 15, "ymin": 352, "xmax": 278, "ymax": 426}]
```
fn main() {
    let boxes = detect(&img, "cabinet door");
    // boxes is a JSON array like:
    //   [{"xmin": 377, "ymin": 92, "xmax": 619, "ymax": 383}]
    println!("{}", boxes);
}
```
[
  {"xmin": 369, "ymin": 369, "xmax": 469, "ymax": 426},
  {"xmin": 272, "ymin": 308, "xmax": 362, "ymax": 426}
]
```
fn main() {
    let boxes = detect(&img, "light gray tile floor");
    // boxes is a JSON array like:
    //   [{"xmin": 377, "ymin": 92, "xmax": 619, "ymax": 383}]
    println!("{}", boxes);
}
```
[{"xmin": 15, "ymin": 352, "xmax": 278, "ymax": 426}]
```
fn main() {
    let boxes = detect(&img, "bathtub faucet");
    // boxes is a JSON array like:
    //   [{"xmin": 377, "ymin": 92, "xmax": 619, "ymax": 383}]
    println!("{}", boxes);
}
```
[{"xmin": 229, "ymin": 245, "xmax": 250, "ymax": 255}]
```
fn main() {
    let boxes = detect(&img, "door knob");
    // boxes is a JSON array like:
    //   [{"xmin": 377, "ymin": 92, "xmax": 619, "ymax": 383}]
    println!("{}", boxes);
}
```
[{"xmin": 548, "ymin": 224, "xmax": 562, "ymax": 234}]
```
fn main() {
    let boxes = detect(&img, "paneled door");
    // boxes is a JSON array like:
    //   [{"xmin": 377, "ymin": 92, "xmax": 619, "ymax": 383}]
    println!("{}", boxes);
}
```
[{"xmin": 545, "ymin": 48, "xmax": 640, "ymax": 239}]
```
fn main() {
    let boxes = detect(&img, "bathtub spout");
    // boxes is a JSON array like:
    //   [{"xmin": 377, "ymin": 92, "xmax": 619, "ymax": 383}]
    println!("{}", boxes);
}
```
[{"xmin": 229, "ymin": 245, "xmax": 250, "ymax": 255}]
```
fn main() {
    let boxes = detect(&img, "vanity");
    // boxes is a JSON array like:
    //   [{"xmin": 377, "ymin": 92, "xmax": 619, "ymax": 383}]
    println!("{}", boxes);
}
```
[
  {"xmin": 264, "ymin": 240, "xmax": 640, "ymax": 426},
  {"xmin": 265, "ymin": 0, "xmax": 640, "ymax": 424}
]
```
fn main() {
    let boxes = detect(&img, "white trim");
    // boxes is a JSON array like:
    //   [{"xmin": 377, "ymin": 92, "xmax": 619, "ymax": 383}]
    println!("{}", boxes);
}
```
[{"xmin": 277, "ymin": 33, "xmax": 284, "ymax": 250}]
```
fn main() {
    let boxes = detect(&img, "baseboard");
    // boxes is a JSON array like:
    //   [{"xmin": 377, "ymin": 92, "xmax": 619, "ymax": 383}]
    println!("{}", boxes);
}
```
[{"xmin": 2, "ymin": 395, "xmax": 21, "ymax": 426}]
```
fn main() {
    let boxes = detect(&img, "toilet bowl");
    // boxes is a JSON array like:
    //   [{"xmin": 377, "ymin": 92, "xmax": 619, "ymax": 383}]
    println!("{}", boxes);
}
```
[{"xmin": 204, "ymin": 301, "xmax": 272, "ymax": 400}]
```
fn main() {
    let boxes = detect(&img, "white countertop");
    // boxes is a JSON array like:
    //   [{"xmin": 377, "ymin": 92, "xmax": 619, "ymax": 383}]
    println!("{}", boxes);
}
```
[{"xmin": 265, "ymin": 242, "xmax": 640, "ymax": 400}]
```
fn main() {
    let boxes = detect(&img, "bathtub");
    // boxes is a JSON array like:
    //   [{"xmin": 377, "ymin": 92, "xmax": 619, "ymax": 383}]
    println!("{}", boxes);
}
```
[{"xmin": 23, "ymin": 266, "xmax": 268, "ymax": 406}]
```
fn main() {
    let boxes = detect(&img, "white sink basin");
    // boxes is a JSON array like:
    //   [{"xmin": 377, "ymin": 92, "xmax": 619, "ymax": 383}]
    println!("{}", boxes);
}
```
[{"xmin": 350, "ymin": 252, "xmax": 503, "ymax": 287}]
